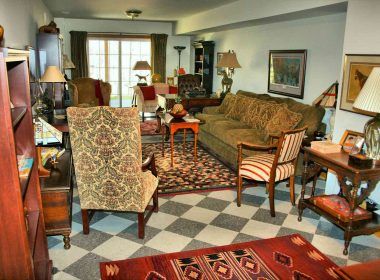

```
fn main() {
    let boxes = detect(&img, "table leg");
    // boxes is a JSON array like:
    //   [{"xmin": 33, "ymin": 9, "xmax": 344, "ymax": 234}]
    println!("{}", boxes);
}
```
[
  {"xmin": 343, "ymin": 232, "xmax": 352, "ymax": 256},
  {"xmin": 63, "ymin": 234, "xmax": 71, "ymax": 250},
  {"xmin": 171, "ymin": 131, "xmax": 174, "ymax": 167},
  {"xmin": 161, "ymin": 124, "xmax": 165, "ymax": 157},
  {"xmin": 298, "ymin": 157, "xmax": 309, "ymax": 222},
  {"xmin": 183, "ymin": 129, "xmax": 186, "ymax": 155},
  {"xmin": 194, "ymin": 133, "xmax": 198, "ymax": 163},
  {"xmin": 155, "ymin": 107, "xmax": 163, "ymax": 133}
]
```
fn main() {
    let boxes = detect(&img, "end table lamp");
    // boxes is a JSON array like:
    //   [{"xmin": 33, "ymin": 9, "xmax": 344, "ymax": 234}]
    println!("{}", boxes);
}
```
[
  {"xmin": 215, "ymin": 50, "xmax": 241, "ymax": 98},
  {"xmin": 133, "ymin": 61, "xmax": 151, "ymax": 86},
  {"xmin": 40, "ymin": 66, "xmax": 66, "ymax": 113},
  {"xmin": 353, "ymin": 67, "xmax": 380, "ymax": 165}
]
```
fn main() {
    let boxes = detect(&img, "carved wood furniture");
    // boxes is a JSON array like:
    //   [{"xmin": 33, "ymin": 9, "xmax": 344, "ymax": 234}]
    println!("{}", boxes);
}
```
[
  {"xmin": 40, "ymin": 150, "xmax": 73, "ymax": 249},
  {"xmin": 192, "ymin": 40, "xmax": 214, "ymax": 94},
  {"xmin": 298, "ymin": 147, "xmax": 380, "ymax": 255},
  {"xmin": 0, "ymin": 49, "xmax": 51, "ymax": 279},
  {"xmin": 334, "ymin": 259, "xmax": 380, "ymax": 279}
]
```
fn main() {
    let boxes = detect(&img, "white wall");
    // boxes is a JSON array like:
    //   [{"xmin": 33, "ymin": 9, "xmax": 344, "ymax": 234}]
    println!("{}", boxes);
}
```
[
  {"xmin": 0, "ymin": 0, "xmax": 52, "ymax": 48},
  {"xmin": 54, "ymin": 18, "xmax": 191, "ymax": 78},
  {"xmin": 197, "ymin": 13, "xmax": 346, "ymax": 105},
  {"xmin": 326, "ymin": 0, "xmax": 380, "ymax": 203}
]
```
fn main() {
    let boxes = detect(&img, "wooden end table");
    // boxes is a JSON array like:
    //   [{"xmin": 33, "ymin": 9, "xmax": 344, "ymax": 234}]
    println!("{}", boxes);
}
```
[
  {"xmin": 158, "ymin": 113, "xmax": 199, "ymax": 167},
  {"xmin": 298, "ymin": 147, "xmax": 380, "ymax": 255}
]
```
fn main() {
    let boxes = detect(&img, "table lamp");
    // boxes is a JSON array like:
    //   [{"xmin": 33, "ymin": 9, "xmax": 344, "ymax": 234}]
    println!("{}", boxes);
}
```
[
  {"xmin": 40, "ymin": 66, "xmax": 66, "ymax": 112},
  {"xmin": 353, "ymin": 67, "xmax": 380, "ymax": 165},
  {"xmin": 63, "ymin": 54, "xmax": 75, "ymax": 81},
  {"xmin": 133, "ymin": 61, "xmax": 151, "ymax": 85},
  {"xmin": 215, "ymin": 50, "xmax": 241, "ymax": 98}
]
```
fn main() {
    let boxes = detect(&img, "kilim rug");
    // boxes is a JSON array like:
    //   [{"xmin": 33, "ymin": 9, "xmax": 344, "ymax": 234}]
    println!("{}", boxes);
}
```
[
  {"xmin": 140, "ymin": 120, "xmax": 160, "ymax": 136},
  {"xmin": 142, "ymin": 142, "xmax": 237, "ymax": 194},
  {"xmin": 99, "ymin": 234, "xmax": 339, "ymax": 280}
]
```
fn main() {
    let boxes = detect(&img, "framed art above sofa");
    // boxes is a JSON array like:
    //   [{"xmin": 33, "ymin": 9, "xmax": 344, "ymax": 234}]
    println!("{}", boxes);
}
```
[
  {"xmin": 340, "ymin": 54, "xmax": 380, "ymax": 116},
  {"xmin": 267, "ymin": 50, "xmax": 307, "ymax": 99}
]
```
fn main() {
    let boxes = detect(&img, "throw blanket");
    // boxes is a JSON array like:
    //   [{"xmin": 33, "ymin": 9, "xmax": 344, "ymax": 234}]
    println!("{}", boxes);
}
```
[{"xmin": 94, "ymin": 80, "xmax": 104, "ymax": 105}]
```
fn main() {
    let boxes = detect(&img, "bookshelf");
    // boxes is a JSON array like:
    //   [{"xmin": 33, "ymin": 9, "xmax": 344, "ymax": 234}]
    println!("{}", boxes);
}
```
[
  {"xmin": 0, "ymin": 49, "xmax": 51, "ymax": 279},
  {"xmin": 192, "ymin": 41, "xmax": 214, "ymax": 94}
]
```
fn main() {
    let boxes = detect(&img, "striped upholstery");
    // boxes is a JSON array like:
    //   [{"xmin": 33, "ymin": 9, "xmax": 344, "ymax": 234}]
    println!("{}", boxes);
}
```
[
  {"xmin": 240, "ymin": 154, "xmax": 294, "ymax": 182},
  {"xmin": 278, "ymin": 130, "xmax": 306, "ymax": 163}
]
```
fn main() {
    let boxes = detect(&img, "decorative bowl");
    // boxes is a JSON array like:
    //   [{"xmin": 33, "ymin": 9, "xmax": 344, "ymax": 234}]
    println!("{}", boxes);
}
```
[{"xmin": 170, "ymin": 110, "xmax": 187, "ymax": 119}]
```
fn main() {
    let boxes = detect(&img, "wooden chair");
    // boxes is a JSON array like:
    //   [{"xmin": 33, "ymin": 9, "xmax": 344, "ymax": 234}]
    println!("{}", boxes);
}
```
[
  {"xmin": 67, "ymin": 106, "xmax": 158, "ymax": 238},
  {"xmin": 236, "ymin": 127, "xmax": 307, "ymax": 217}
]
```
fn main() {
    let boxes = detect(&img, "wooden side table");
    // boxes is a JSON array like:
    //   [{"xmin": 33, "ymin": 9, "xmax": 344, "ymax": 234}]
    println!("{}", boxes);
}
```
[{"xmin": 298, "ymin": 147, "xmax": 380, "ymax": 255}]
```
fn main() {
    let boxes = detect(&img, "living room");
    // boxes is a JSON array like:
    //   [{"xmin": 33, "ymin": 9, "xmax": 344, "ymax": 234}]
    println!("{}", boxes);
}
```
[{"xmin": 0, "ymin": 0, "xmax": 380, "ymax": 279}]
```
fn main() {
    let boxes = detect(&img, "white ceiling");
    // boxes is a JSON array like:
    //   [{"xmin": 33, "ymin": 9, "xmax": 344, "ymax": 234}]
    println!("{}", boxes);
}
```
[{"xmin": 43, "ymin": 0, "xmax": 238, "ymax": 21}]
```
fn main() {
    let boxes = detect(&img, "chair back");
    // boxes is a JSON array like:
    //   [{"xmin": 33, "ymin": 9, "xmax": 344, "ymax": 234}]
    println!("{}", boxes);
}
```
[
  {"xmin": 275, "ymin": 127, "xmax": 307, "ymax": 164},
  {"xmin": 71, "ymin": 77, "xmax": 111, "ymax": 106},
  {"xmin": 178, "ymin": 74, "xmax": 201, "ymax": 96},
  {"xmin": 67, "ymin": 106, "xmax": 145, "ymax": 212}
]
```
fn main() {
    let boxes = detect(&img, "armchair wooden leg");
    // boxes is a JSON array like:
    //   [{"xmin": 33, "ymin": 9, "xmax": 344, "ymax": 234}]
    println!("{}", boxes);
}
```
[
  {"xmin": 153, "ymin": 188, "xmax": 159, "ymax": 213},
  {"xmin": 289, "ymin": 175, "xmax": 296, "ymax": 206},
  {"xmin": 265, "ymin": 182, "xmax": 269, "ymax": 194},
  {"xmin": 268, "ymin": 181, "xmax": 276, "ymax": 217},
  {"xmin": 237, "ymin": 175, "xmax": 242, "ymax": 207},
  {"xmin": 138, "ymin": 212, "xmax": 145, "ymax": 239},
  {"xmin": 142, "ymin": 112, "xmax": 145, "ymax": 122},
  {"xmin": 82, "ymin": 209, "xmax": 90, "ymax": 235}
]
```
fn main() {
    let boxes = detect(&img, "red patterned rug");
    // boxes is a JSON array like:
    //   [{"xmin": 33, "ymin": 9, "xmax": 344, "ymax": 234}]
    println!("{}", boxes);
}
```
[
  {"xmin": 142, "ymin": 142, "xmax": 237, "ymax": 195},
  {"xmin": 100, "ymin": 234, "xmax": 339, "ymax": 279},
  {"xmin": 140, "ymin": 120, "xmax": 160, "ymax": 136}
]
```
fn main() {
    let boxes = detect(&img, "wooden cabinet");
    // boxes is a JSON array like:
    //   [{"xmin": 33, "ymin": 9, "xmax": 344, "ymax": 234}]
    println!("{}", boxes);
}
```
[
  {"xmin": 0, "ymin": 49, "xmax": 51, "ymax": 279},
  {"xmin": 193, "ymin": 41, "xmax": 214, "ymax": 94}
]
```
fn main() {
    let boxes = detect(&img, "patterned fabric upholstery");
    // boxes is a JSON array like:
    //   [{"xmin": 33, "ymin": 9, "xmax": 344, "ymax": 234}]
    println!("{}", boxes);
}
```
[
  {"xmin": 217, "ymin": 93, "xmax": 237, "ymax": 114},
  {"xmin": 264, "ymin": 107, "xmax": 303, "ymax": 139},
  {"xmin": 178, "ymin": 74, "xmax": 201, "ymax": 96},
  {"xmin": 67, "ymin": 106, "xmax": 158, "ymax": 213},
  {"xmin": 277, "ymin": 130, "xmax": 306, "ymax": 163},
  {"xmin": 71, "ymin": 78, "xmax": 111, "ymax": 106},
  {"xmin": 240, "ymin": 154, "xmax": 294, "ymax": 182}
]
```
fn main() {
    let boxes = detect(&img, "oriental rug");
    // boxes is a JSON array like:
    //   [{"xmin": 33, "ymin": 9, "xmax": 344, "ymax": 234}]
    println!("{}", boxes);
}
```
[
  {"xmin": 142, "ymin": 142, "xmax": 237, "ymax": 195},
  {"xmin": 140, "ymin": 120, "xmax": 160, "ymax": 136},
  {"xmin": 100, "ymin": 234, "xmax": 339, "ymax": 280}
]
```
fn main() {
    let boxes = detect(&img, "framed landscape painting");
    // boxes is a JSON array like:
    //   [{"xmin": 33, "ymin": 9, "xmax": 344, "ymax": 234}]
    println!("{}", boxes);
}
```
[
  {"xmin": 340, "ymin": 54, "xmax": 380, "ymax": 116},
  {"xmin": 268, "ymin": 50, "xmax": 307, "ymax": 99}
]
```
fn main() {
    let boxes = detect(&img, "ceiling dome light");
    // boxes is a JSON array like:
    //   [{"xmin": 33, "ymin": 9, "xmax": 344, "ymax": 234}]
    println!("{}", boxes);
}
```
[{"xmin": 125, "ymin": 9, "xmax": 142, "ymax": 20}]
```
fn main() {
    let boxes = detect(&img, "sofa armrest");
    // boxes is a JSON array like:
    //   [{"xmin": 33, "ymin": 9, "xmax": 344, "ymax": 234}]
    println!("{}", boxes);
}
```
[{"xmin": 202, "ymin": 106, "xmax": 220, "ymax": 115}]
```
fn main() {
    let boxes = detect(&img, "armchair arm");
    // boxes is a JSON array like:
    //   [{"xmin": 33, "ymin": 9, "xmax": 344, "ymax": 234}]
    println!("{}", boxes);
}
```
[
  {"xmin": 142, "ymin": 153, "xmax": 157, "ymax": 177},
  {"xmin": 237, "ymin": 141, "xmax": 278, "ymax": 151},
  {"xmin": 268, "ymin": 134, "xmax": 280, "ymax": 145}
]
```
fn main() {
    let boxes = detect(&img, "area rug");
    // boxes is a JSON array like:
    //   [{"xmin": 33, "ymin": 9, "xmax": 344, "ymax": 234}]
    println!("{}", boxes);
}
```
[
  {"xmin": 140, "ymin": 120, "xmax": 160, "ymax": 136},
  {"xmin": 142, "ymin": 142, "xmax": 236, "ymax": 194},
  {"xmin": 100, "ymin": 234, "xmax": 339, "ymax": 279}
]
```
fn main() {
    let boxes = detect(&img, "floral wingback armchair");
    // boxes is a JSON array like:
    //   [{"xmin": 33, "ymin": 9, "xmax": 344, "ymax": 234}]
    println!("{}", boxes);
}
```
[{"xmin": 67, "ymin": 106, "xmax": 159, "ymax": 238}]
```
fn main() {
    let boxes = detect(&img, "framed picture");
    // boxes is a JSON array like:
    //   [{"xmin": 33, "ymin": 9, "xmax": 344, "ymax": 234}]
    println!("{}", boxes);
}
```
[
  {"xmin": 339, "ymin": 130, "xmax": 365, "ymax": 154},
  {"xmin": 216, "ymin": 52, "xmax": 227, "ymax": 75},
  {"xmin": 267, "ymin": 50, "xmax": 307, "ymax": 99},
  {"xmin": 340, "ymin": 54, "xmax": 380, "ymax": 116}
]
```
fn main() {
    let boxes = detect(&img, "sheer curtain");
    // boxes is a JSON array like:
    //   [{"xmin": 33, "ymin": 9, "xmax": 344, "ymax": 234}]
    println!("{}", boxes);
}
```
[
  {"xmin": 150, "ymin": 34, "xmax": 168, "ymax": 80},
  {"xmin": 70, "ymin": 31, "xmax": 88, "ymax": 79}
]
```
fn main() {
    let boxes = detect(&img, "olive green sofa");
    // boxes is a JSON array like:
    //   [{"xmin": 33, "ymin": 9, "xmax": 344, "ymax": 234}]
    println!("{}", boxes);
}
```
[{"xmin": 196, "ymin": 90, "xmax": 325, "ymax": 174}]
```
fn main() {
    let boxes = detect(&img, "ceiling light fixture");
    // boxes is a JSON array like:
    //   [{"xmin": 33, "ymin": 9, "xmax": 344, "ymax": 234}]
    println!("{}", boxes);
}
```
[{"xmin": 125, "ymin": 9, "xmax": 142, "ymax": 20}]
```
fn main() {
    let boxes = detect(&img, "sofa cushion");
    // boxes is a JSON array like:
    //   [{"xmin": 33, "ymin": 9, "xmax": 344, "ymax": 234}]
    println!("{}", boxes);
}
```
[
  {"xmin": 241, "ymin": 100, "xmax": 287, "ymax": 130},
  {"xmin": 225, "ymin": 95, "xmax": 255, "ymax": 120},
  {"xmin": 140, "ymin": 86, "xmax": 156, "ymax": 100},
  {"xmin": 196, "ymin": 113, "xmax": 226, "ymax": 123},
  {"xmin": 264, "ymin": 106, "xmax": 303, "ymax": 139},
  {"xmin": 217, "ymin": 93, "xmax": 237, "ymax": 114}
]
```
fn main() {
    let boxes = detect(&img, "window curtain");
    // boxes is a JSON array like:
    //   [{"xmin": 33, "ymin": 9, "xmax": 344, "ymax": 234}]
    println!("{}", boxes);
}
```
[
  {"xmin": 70, "ymin": 31, "xmax": 88, "ymax": 79},
  {"xmin": 150, "ymin": 34, "xmax": 168, "ymax": 81}
]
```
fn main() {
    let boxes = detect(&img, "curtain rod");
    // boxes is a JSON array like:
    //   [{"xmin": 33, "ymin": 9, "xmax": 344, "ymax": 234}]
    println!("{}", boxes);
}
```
[{"xmin": 88, "ymin": 32, "xmax": 151, "ymax": 39}]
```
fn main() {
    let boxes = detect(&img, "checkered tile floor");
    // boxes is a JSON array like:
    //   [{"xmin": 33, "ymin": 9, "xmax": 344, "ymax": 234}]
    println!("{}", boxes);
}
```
[{"xmin": 49, "ymin": 181, "xmax": 380, "ymax": 280}]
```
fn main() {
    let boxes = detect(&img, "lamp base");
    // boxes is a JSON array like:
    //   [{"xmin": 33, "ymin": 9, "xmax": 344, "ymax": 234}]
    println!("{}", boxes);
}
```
[{"xmin": 364, "ymin": 113, "xmax": 380, "ymax": 162}]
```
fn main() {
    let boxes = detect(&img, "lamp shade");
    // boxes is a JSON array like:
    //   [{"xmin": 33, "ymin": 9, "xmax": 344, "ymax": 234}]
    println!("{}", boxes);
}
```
[
  {"xmin": 40, "ymin": 66, "xmax": 66, "ymax": 83},
  {"xmin": 216, "ymin": 51, "xmax": 241, "ymax": 68},
  {"xmin": 63, "ymin": 54, "xmax": 75, "ymax": 69},
  {"xmin": 133, "ymin": 61, "xmax": 151, "ymax": 71},
  {"xmin": 312, "ymin": 81, "xmax": 338, "ymax": 108},
  {"xmin": 353, "ymin": 67, "xmax": 380, "ymax": 113}
]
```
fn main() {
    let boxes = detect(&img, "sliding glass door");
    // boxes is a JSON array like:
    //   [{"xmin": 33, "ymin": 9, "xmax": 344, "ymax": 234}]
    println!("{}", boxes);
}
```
[{"xmin": 88, "ymin": 36, "xmax": 151, "ymax": 107}]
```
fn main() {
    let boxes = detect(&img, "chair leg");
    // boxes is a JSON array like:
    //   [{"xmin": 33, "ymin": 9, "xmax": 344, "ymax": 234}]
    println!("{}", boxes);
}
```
[
  {"xmin": 138, "ymin": 212, "xmax": 145, "ymax": 239},
  {"xmin": 81, "ymin": 209, "xmax": 90, "ymax": 234},
  {"xmin": 289, "ymin": 175, "xmax": 296, "ymax": 206},
  {"xmin": 153, "ymin": 188, "xmax": 159, "ymax": 213},
  {"xmin": 265, "ymin": 182, "xmax": 269, "ymax": 194},
  {"xmin": 268, "ymin": 181, "xmax": 276, "ymax": 217},
  {"xmin": 237, "ymin": 175, "xmax": 242, "ymax": 207},
  {"xmin": 142, "ymin": 112, "xmax": 145, "ymax": 122}
]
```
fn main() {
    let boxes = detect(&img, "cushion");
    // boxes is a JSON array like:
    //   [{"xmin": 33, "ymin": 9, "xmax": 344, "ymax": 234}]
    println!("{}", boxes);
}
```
[
  {"xmin": 241, "ymin": 100, "xmax": 287, "ymax": 130},
  {"xmin": 169, "ymin": 86, "xmax": 178, "ymax": 94},
  {"xmin": 195, "ymin": 113, "xmax": 226, "ymax": 123},
  {"xmin": 265, "ymin": 107, "xmax": 303, "ymax": 139},
  {"xmin": 140, "ymin": 86, "xmax": 156, "ymax": 100},
  {"xmin": 217, "ymin": 93, "xmax": 237, "ymax": 114},
  {"xmin": 310, "ymin": 195, "xmax": 372, "ymax": 222},
  {"xmin": 240, "ymin": 154, "xmax": 294, "ymax": 182},
  {"xmin": 225, "ymin": 95, "xmax": 255, "ymax": 121},
  {"xmin": 153, "ymin": 83, "xmax": 169, "ymax": 95}
]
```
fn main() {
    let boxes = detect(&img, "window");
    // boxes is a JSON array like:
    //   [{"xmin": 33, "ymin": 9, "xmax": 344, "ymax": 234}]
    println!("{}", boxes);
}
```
[{"xmin": 88, "ymin": 35, "xmax": 151, "ymax": 107}]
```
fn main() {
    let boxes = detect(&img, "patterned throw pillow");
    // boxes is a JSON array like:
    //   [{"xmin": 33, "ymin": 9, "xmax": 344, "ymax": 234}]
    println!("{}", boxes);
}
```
[
  {"xmin": 241, "ymin": 99, "xmax": 287, "ymax": 129},
  {"xmin": 264, "ymin": 106, "xmax": 303, "ymax": 139},
  {"xmin": 217, "ymin": 93, "xmax": 237, "ymax": 115},
  {"xmin": 225, "ymin": 95, "xmax": 253, "ymax": 120}
]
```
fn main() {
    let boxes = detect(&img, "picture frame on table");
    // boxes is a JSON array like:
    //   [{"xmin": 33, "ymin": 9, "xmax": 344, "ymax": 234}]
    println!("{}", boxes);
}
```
[
  {"xmin": 267, "ymin": 50, "xmax": 307, "ymax": 99},
  {"xmin": 339, "ymin": 130, "xmax": 365, "ymax": 154},
  {"xmin": 340, "ymin": 54, "xmax": 380, "ymax": 116},
  {"xmin": 216, "ymin": 52, "xmax": 227, "ymax": 75}
]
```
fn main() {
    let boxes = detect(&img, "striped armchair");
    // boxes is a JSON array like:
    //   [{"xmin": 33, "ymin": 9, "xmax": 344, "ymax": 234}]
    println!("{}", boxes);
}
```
[{"xmin": 236, "ymin": 127, "xmax": 307, "ymax": 217}]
